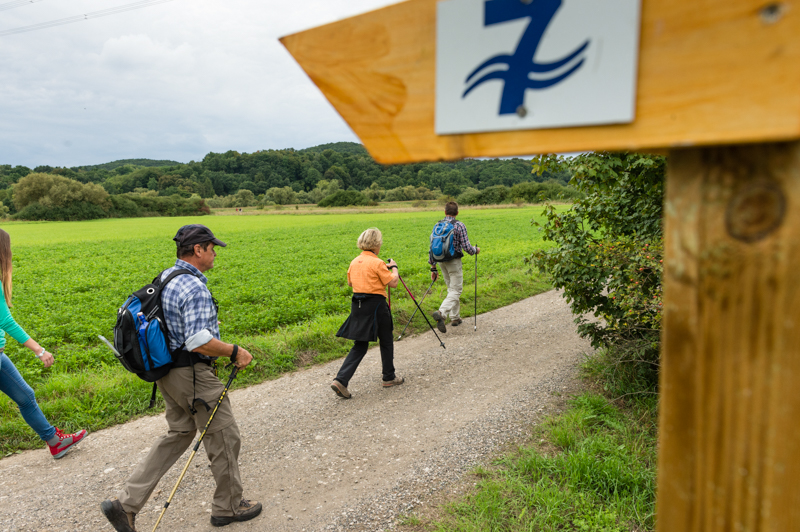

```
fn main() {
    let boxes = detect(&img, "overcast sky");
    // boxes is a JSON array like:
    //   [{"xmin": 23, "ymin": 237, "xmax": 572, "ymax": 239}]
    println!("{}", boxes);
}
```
[{"xmin": 0, "ymin": 0, "xmax": 401, "ymax": 168}]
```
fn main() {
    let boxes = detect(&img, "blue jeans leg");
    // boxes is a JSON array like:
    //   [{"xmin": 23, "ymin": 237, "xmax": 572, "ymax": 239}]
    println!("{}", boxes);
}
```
[{"xmin": 0, "ymin": 354, "xmax": 56, "ymax": 442}]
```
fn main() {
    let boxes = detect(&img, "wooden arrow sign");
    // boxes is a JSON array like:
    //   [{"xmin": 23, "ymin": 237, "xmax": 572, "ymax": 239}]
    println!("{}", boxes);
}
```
[{"xmin": 281, "ymin": 0, "xmax": 800, "ymax": 164}]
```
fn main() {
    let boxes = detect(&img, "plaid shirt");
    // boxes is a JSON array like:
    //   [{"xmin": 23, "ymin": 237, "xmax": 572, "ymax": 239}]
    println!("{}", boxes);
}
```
[
  {"xmin": 160, "ymin": 259, "xmax": 219, "ymax": 359},
  {"xmin": 429, "ymin": 216, "xmax": 477, "ymax": 268}
]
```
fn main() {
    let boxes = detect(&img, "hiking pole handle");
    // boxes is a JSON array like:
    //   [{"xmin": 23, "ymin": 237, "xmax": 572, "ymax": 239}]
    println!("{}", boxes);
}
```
[{"xmin": 151, "ymin": 366, "xmax": 239, "ymax": 532}]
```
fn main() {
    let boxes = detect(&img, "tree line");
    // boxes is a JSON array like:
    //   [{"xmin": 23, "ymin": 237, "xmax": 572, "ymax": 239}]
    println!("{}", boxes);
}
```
[{"xmin": 0, "ymin": 142, "xmax": 577, "ymax": 219}]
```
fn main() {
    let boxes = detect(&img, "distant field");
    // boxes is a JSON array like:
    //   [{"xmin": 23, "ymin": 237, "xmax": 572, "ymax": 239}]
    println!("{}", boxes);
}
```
[
  {"xmin": 0, "ymin": 206, "xmax": 556, "ymax": 454},
  {"xmin": 211, "ymin": 200, "xmax": 549, "ymax": 216}
]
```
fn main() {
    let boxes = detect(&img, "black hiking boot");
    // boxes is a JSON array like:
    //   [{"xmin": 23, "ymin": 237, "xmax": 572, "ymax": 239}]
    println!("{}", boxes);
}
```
[{"xmin": 101, "ymin": 499, "xmax": 137, "ymax": 532}]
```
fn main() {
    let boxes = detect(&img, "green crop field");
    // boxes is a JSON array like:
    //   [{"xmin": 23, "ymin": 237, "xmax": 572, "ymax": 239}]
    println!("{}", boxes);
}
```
[{"xmin": 0, "ymin": 206, "xmax": 557, "ymax": 454}]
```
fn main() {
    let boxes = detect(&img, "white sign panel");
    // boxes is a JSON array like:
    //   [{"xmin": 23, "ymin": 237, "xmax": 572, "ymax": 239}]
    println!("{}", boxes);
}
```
[{"xmin": 436, "ymin": 0, "xmax": 641, "ymax": 135}]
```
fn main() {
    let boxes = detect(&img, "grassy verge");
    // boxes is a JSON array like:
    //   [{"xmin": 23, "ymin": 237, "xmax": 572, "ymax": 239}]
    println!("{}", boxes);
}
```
[
  {"xmin": 0, "ymin": 206, "xmax": 556, "ymax": 455},
  {"xmin": 399, "ymin": 348, "xmax": 658, "ymax": 532}
]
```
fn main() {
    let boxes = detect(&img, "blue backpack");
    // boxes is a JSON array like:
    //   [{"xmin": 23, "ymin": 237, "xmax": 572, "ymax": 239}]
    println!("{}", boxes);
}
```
[
  {"xmin": 430, "ymin": 219, "xmax": 463, "ymax": 262},
  {"xmin": 112, "ymin": 269, "xmax": 193, "ymax": 383}
]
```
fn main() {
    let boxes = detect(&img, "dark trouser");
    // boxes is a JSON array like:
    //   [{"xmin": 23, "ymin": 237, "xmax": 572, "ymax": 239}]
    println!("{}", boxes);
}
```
[{"xmin": 335, "ymin": 306, "xmax": 395, "ymax": 386}]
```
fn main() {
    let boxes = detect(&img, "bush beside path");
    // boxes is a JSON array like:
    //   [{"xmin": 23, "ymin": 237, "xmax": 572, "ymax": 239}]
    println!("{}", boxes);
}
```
[{"xmin": 0, "ymin": 290, "xmax": 589, "ymax": 532}]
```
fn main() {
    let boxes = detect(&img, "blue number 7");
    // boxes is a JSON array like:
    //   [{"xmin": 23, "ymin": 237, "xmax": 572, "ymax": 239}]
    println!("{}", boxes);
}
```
[{"xmin": 463, "ymin": 0, "xmax": 590, "ymax": 116}]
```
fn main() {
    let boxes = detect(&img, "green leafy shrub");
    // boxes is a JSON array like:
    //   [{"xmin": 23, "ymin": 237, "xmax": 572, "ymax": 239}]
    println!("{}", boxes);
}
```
[
  {"xmin": 317, "ymin": 190, "xmax": 370, "ymax": 207},
  {"xmin": 363, "ymin": 183, "xmax": 385, "ymax": 201},
  {"xmin": 457, "ymin": 182, "xmax": 581, "ymax": 205},
  {"xmin": 456, "ymin": 187, "xmax": 481, "ymax": 205},
  {"xmin": 230, "ymin": 189, "xmax": 256, "ymax": 207},
  {"xmin": 14, "ymin": 172, "xmax": 110, "ymax": 213},
  {"xmin": 384, "ymin": 185, "xmax": 419, "ymax": 202},
  {"xmin": 111, "ymin": 193, "xmax": 210, "ymax": 217},
  {"xmin": 265, "ymin": 186, "xmax": 297, "ymax": 205},
  {"xmin": 108, "ymin": 195, "xmax": 141, "ymax": 218},
  {"xmin": 11, "ymin": 173, "xmax": 209, "ymax": 220},
  {"xmin": 511, "ymin": 180, "xmax": 584, "ymax": 203},
  {"xmin": 479, "ymin": 184, "xmax": 510, "ymax": 204},
  {"xmin": 528, "ymin": 152, "xmax": 665, "ymax": 361},
  {"xmin": 14, "ymin": 201, "xmax": 109, "ymax": 221},
  {"xmin": 437, "ymin": 194, "xmax": 455, "ymax": 205}
]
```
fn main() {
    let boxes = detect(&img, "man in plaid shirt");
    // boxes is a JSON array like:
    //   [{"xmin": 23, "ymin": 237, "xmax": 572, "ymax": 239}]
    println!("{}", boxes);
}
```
[
  {"xmin": 429, "ymin": 202, "xmax": 480, "ymax": 332},
  {"xmin": 102, "ymin": 224, "xmax": 262, "ymax": 531}
]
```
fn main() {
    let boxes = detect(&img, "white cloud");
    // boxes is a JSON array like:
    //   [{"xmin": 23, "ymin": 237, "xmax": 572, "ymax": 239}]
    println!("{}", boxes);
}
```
[
  {"xmin": 0, "ymin": 0, "xmax": 400, "ymax": 167},
  {"xmin": 98, "ymin": 34, "xmax": 196, "ymax": 74}
]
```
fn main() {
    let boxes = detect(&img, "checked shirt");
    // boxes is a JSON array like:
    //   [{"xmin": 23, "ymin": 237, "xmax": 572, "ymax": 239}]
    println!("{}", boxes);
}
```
[
  {"xmin": 429, "ymin": 215, "xmax": 478, "ymax": 268},
  {"xmin": 160, "ymin": 259, "xmax": 219, "ymax": 360}
]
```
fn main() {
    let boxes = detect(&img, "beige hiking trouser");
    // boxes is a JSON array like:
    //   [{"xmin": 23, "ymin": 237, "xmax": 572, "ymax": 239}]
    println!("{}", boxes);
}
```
[
  {"xmin": 118, "ymin": 363, "xmax": 243, "ymax": 517},
  {"xmin": 439, "ymin": 258, "xmax": 464, "ymax": 320}
]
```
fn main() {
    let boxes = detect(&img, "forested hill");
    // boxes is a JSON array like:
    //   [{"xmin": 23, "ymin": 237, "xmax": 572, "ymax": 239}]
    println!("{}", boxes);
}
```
[
  {"xmin": 297, "ymin": 142, "xmax": 370, "ymax": 156},
  {"xmin": 77, "ymin": 159, "xmax": 183, "ymax": 171},
  {"xmin": 0, "ymin": 141, "xmax": 569, "ymax": 200}
]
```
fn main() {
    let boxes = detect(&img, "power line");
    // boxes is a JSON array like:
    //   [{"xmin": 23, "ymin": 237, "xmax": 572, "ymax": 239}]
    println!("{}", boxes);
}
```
[
  {"xmin": 0, "ymin": 0, "xmax": 46, "ymax": 13},
  {"xmin": 0, "ymin": 0, "xmax": 179, "ymax": 36}
]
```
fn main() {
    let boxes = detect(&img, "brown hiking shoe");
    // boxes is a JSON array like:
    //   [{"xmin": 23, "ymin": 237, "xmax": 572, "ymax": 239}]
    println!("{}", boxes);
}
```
[
  {"xmin": 432, "ymin": 311, "xmax": 447, "ymax": 333},
  {"xmin": 382, "ymin": 375, "xmax": 405, "ymax": 388},
  {"xmin": 450, "ymin": 317, "xmax": 463, "ymax": 326},
  {"xmin": 210, "ymin": 499, "xmax": 263, "ymax": 527},
  {"xmin": 100, "ymin": 499, "xmax": 137, "ymax": 532},
  {"xmin": 331, "ymin": 380, "xmax": 351, "ymax": 399}
]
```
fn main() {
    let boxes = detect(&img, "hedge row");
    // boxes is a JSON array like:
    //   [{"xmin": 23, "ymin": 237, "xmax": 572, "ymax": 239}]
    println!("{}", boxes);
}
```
[{"xmin": 15, "ymin": 194, "xmax": 210, "ymax": 221}]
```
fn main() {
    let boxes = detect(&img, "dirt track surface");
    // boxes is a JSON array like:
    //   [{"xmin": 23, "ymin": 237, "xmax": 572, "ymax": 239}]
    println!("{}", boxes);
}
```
[{"xmin": 0, "ymin": 290, "xmax": 591, "ymax": 532}]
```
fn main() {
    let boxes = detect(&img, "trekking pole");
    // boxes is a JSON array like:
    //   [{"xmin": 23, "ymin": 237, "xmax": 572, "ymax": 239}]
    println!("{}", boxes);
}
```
[
  {"xmin": 398, "ymin": 275, "xmax": 445, "ymax": 349},
  {"xmin": 397, "ymin": 278, "xmax": 435, "ymax": 340},
  {"xmin": 474, "ymin": 248, "xmax": 478, "ymax": 331},
  {"xmin": 151, "ymin": 366, "xmax": 240, "ymax": 532}
]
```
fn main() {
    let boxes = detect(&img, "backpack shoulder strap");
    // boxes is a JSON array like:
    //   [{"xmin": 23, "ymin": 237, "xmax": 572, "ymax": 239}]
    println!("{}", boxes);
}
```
[{"xmin": 156, "ymin": 268, "xmax": 196, "ymax": 291}]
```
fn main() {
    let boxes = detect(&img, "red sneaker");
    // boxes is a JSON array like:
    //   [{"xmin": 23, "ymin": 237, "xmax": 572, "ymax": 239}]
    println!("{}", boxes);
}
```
[{"xmin": 48, "ymin": 427, "xmax": 87, "ymax": 459}]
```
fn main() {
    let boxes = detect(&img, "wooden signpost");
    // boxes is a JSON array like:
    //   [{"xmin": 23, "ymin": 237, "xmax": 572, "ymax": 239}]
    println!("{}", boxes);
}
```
[{"xmin": 282, "ymin": 0, "xmax": 800, "ymax": 529}]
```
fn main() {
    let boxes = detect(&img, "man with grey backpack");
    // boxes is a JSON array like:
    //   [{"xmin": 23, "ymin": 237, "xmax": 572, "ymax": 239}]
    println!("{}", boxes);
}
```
[{"xmin": 429, "ymin": 202, "xmax": 480, "ymax": 332}]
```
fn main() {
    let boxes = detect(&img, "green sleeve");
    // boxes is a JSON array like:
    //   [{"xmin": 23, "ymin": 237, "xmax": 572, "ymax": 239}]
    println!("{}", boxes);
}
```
[{"xmin": 0, "ymin": 293, "xmax": 31, "ymax": 346}]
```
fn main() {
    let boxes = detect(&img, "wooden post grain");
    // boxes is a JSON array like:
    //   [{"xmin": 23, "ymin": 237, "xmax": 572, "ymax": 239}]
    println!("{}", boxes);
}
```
[{"xmin": 658, "ymin": 142, "xmax": 800, "ymax": 530}]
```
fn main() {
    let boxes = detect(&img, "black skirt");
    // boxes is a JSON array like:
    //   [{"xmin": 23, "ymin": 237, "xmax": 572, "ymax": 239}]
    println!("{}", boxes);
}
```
[{"xmin": 336, "ymin": 293, "xmax": 393, "ymax": 342}]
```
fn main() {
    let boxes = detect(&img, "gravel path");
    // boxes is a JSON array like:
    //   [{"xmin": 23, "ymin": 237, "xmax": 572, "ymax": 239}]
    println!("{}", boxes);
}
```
[{"xmin": 0, "ymin": 290, "xmax": 591, "ymax": 532}]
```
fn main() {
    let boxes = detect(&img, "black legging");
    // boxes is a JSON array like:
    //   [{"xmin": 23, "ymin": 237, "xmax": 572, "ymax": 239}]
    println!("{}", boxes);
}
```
[{"xmin": 334, "ymin": 302, "xmax": 395, "ymax": 387}]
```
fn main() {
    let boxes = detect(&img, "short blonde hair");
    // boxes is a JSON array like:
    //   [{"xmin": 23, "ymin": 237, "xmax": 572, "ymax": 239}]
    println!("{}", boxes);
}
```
[{"xmin": 357, "ymin": 228, "xmax": 383, "ymax": 251}]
